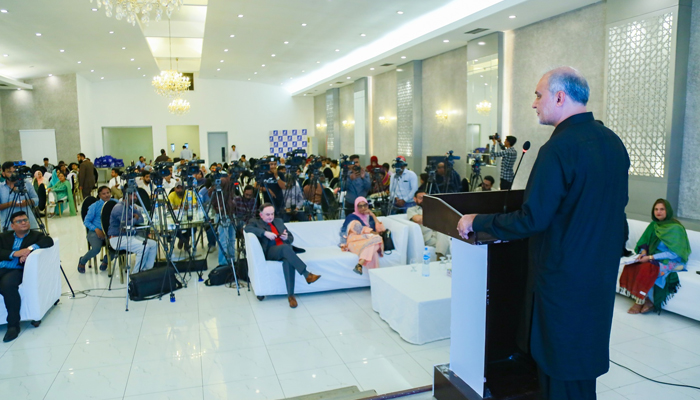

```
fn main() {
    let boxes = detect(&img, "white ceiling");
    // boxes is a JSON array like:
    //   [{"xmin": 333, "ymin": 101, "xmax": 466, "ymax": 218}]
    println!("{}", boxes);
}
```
[{"xmin": 0, "ymin": 0, "xmax": 599, "ymax": 92}]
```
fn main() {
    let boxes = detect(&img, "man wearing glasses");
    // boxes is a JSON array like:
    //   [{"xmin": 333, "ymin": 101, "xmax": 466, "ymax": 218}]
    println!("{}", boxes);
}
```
[{"xmin": 0, "ymin": 211, "xmax": 54, "ymax": 342}]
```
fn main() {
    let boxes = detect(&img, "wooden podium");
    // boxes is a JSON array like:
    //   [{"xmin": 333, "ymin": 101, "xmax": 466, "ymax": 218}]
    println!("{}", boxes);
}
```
[{"xmin": 423, "ymin": 191, "xmax": 539, "ymax": 400}]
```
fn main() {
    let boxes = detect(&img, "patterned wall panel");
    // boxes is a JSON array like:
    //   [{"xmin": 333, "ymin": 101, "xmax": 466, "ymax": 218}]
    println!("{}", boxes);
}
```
[
  {"xmin": 397, "ymin": 78, "xmax": 413, "ymax": 157},
  {"xmin": 326, "ymin": 92, "xmax": 335, "ymax": 152},
  {"xmin": 607, "ymin": 12, "xmax": 673, "ymax": 178}
]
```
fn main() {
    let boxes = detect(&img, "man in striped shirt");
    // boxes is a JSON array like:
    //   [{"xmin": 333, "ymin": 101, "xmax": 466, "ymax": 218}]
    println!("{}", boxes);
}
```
[{"xmin": 491, "ymin": 135, "xmax": 518, "ymax": 190}]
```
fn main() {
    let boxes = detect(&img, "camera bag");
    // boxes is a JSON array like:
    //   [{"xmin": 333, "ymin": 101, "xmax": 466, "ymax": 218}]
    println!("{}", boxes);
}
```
[{"xmin": 128, "ymin": 264, "xmax": 183, "ymax": 301}]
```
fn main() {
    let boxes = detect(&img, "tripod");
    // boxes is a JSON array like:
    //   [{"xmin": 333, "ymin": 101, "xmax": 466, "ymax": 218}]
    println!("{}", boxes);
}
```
[
  {"xmin": 368, "ymin": 171, "xmax": 391, "ymax": 216},
  {"xmin": 468, "ymin": 165, "xmax": 484, "ymax": 192},
  {"xmin": 2, "ymin": 179, "xmax": 75, "ymax": 298},
  {"xmin": 425, "ymin": 170, "xmax": 441, "ymax": 195},
  {"xmin": 303, "ymin": 172, "xmax": 336, "ymax": 221}
]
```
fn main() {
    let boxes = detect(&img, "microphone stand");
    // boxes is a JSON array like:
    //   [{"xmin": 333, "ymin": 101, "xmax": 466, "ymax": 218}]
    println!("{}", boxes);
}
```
[{"xmin": 502, "ymin": 141, "xmax": 531, "ymax": 213}]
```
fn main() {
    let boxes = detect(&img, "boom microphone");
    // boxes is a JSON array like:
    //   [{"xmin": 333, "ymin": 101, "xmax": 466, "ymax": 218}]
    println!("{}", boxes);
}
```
[{"xmin": 503, "ymin": 141, "xmax": 531, "ymax": 213}]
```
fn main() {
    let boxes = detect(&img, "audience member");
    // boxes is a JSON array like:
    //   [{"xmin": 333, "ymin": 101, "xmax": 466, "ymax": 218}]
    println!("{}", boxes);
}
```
[
  {"xmin": 0, "ymin": 211, "xmax": 54, "ymax": 342},
  {"xmin": 490, "ymin": 135, "xmax": 517, "ymax": 190},
  {"xmin": 43, "ymin": 158, "xmax": 54, "ymax": 174},
  {"xmin": 365, "ymin": 156, "xmax": 380, "ymax": 173},
  {"xmin": 435, "ymin": 162, "xmax": 461, "ymax": 193},
  {"xmin": 389, "ymin": 156, "xmax": 418, "ymax": 214},
  {"xmin": 477, "ymin": 176, "xmax": 495, "ymax": 191},
  {"xmin": 168, "ymin": 183, "xmax": 196, "ymax": 249},
  {"xmin": 78, "ymin": 186, "xmax": 113, "ymax": 273},
  {"xmin": 180, "ymin": 145, "xmax": 193, "ymax": 161},
  {"xmin": 46, "ymin": 171, "xmax": 76, "ymax": 217},
  {"xmin": 341, "ymin": 155, "xmax": 370, "ymax": 217},
  {"xmin": 245, "ymin": 204, "xmax": 321, "ymax": 308},
  {"xmin": 77, "ymin": 153, "xmax": 96, "ymax": 199},
  {"xmin": 235, "ymin": 185, "xmax": 257, "ymax": 225},
  {"xmin": 329, "ymin": 160, "xmax": 340, "ymax": 179},
  {"xmin": 239, "ymin": 155, "xmax": 250, "ymax": 169},
  {"xmin": 154, "ymin": 149, "xmax": 170, "ymax": 163},
  {"xmin": 407, "ymin": 190, "xmax": 451, "ymax": 258},
  {"xmin": 340, "ymin": 197, "xmax": 385, "ymax": 275},
  {"xmin": 0, "ymin": 162, "xmax": 40, "ymax": 231},
  {"xmin": 229, "ymin": 145, "xmax": 240, "ymax": 163},
  {"xmin": 135, "ymin": 156, "xmax": 147, "ymax": 169},
  {"xmin": 108, "ymin": 168, "xmax": 124, "ymax": 199},
  {"xmin": 303, "ymin": 173, "xmax": 324, "ymax": 221},
  {"xmin": 619, "ymin": 199, "xmax": 691, "ymax": 314},
  {"xmin": 108, "ymin": 191, "xmax": 157, "ymax": 272},
  {"xmin": 260, "ymin": 159, "xmax": 286, "ymax": 215},
  {"xmin": 136, "ymin": 171, "xmax": 152, "ymax": 196}
]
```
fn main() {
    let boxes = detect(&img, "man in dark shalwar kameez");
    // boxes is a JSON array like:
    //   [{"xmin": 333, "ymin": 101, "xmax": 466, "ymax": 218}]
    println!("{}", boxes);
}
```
[{"xmin": 458, "ymin": 67, "xmax": 629, "ymax": 400}]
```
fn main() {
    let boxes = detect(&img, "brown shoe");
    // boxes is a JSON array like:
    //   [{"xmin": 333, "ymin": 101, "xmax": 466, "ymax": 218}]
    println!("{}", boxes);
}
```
[
  {"xmin": 306, "ymin": 273, "xmax": 321, "ymax": 284},
  {"xmin": 288, "ymin": 295, "xmax": 298, "ymax": 308}
]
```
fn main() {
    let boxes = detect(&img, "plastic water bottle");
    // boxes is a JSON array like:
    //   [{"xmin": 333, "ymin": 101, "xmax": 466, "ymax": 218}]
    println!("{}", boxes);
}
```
[
  {"xmin": 186, "ymin": 191, "xmax": 193, "ymax": 208},
  {"xmin": 422, "ymin": 246, "xmax": 431, "ymax": 277},
  {"xmin": 153, "ymin": 202, "xmax": 160, "ymax": 225}
]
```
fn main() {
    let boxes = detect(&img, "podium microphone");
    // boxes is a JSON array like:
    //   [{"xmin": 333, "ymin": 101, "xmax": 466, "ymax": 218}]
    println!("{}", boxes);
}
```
[{"xmin": 503, "ymin": 140, "xmax": 531, "ymax": 213}]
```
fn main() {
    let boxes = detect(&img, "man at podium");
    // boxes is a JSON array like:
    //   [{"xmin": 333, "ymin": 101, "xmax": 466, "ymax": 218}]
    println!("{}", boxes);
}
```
[{"xmin": 458, "ymin": 67, "xmax": 629, "ymax": 400}]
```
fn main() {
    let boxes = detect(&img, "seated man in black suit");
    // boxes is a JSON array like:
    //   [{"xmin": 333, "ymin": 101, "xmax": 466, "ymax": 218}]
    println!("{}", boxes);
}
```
[
  {"xmin": 245, "ymin": 203, "xmax": 321, "ymax": 308},
  {"xmin": 0, "ymin": 211, "xmax": 54, "ymax": 342}
]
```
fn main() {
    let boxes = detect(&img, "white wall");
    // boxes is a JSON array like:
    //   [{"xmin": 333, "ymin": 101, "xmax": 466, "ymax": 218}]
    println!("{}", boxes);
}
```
[
  {"xmin": 79, "ymin": 76, "xmax": 314, "ymax": 164},
  {"xmin": 76, "ymin": 74, "xmax": 95, "ymax": 160}
]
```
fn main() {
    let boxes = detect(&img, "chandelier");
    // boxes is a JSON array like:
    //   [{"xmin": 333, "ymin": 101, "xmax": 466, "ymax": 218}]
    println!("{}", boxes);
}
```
[
  {"xmin": 90, "ymin": 0, "xmax": 184, "ymax": 26},
  {"xmin": 168, "ymin": 97, "xmax": 190, "ymax": 115},
  {"xmin": 152, "ymin": 68, "xmax": 190, "ymax": 98},
  {"xmin": 476, "ymin": 100, "xmax": 492, "ymax": 116}
]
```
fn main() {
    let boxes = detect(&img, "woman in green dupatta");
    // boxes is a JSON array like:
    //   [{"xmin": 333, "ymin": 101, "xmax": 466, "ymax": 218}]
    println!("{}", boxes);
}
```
[
  {"xmin": 619, "ymin": 199, "xmax": 691, "ymax": 314},
  {"xmin": 46, "ymin": 171, "xmax": 76, "ymax": 217}
]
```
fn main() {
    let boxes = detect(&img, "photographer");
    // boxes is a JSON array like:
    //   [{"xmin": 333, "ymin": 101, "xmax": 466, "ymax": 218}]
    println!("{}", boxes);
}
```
[
  {"xmin": 341, "ymin": 155, "xmax": 370, "ymax": 217},
  {"xmin": 490, "ymin": 134, "xmax": 517, "ymax": 190},
  {"xmin": 235, "ymin": 185, "xmax": 257, "ymax": 226},
  {"xmin": 209, "ymin": 169, "xmax": 238, "ymax": 266},
  {"xmin": 0, "ymin": 162, "xmax": 40, "ymax": 231},
  {"xmin": 389, "ymin": 156, "xmax": 418, "ymax": 214},
  {"xmin": 435, "ymin": 161, "xmax": 462, "ymax": 193},
  {"xmin": 260, "ymin": 159, "xmax": 287, "ymax": 215}
]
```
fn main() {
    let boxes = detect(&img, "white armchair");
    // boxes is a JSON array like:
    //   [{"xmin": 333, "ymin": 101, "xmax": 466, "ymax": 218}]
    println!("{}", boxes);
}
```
[{"xmin": 0, "ymin": 238, "xmax": 62, "ymax": 326}]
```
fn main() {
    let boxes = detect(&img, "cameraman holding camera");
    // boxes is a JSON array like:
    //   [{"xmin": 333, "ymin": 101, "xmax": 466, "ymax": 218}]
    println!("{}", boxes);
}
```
[
  {"xmin": 490, "ymin": 134, "xmax": 517, "ymax": 190},
  {"xmin": 260, "ymin": 159, "xmax": 286, "ymax": 215},
  {"xmin": 0, "ymin": 162, "xmax": 40, "ymax": 231},
  {"xmin": 341, "ymin": 155, "xmax": 370, "ymax": 217}
]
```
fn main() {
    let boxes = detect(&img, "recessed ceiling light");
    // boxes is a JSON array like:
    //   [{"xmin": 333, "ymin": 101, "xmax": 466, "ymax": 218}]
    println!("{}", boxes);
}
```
[
  {"xmin": 35, "ymin": 33, "xmax": 42, "ymax": 36},
  {"xmin": 48, "ymin": 74, "xmax": 53, "ymax": 77},
  {"xmin": 329, "ymin": 84, "xmax": 333, "ymax": 86},
  {"xmin": 17, "ymin": 88, "xmax": 20, "ymax": 91},
  {"xmin": 0, "ymin": 9, "xmax": 8, "ymax": 13},
  {"xmin": 77, "ymin": 61, "xmax": 82, "ymax": 64},
  {"xmin": 509, "ymin": 15, "xmax": 516, "ymax": 19},
  {"xmin": 262, "ymin": 64, "xmax": 265, "ymax": 67},
  {"xmin": 360, "ymin": 33, "xmax": 366, "ymax": 37},
  {"xmin": 478, "ymin": 42, "xmax": 485, "ymax": 45},
  {"xmin": 302, "ymin": 70, "xmax": 305, "ymax": 72},
  {"xmin": 290, "ymin": 77, "xmax": 293, "ymax": 80},
  {"xmin": 271, "ymin": 54, "xmax": 276, "ymax": 57},
  {"xmin": 317, "ymin": 61, "xmax": 321, "ymax": 64},
  {"xmin": 90, "ymin": 69, "xmax": 94, "ymax": 72},
  {"xmin": 397, "ymin": 11, "xmax": 404, "ymax": 14},
  {"xmin": 59, "ymin": 49, "xmax": 65, "ymax": 52},
  {"xmin": 401, "ymin": 56, "xmax": 406, "ymax": 59},
  {"xmin": 284, "ymin": 41, "xmax": 289, "ymax": 44},
  {"xmin": 137, "ymin": 67, "xmax": 141, "ymax": 70},
  {"xmin": 224, "ymin": 49, "xmax": 228, "ymax": 52},
  {"xmin": 130, "ymin": 58, "xmax": 134, "ymax": 61},
  {"xmin": 397, "ymin": 69, "xmax": 403, "ymax": 72},
  {"xmin": 301, "ymin": 23, "xmax": 307, "ymax": 26},
  {"xmin": 254, "ymin": 72, "xmax": 257, "ymax": 74},
  {"xmin": 109, "ymin": 31, "xmax": 114, "ymax": 34},
  {"xmin": 2, "ymin": 54, "xmax": 7, "ymax": 57},
  {"xmin": 347, "ymin": 77, "xmax": 351, "ymax": 79},
  {"xmin": 443, "ymin": 39, "xmax": 450, "ymax": 43},
  {"xmin": 335, "ymin": 49, "xmax": 340, "ymax": 52},
  {"xmin": 217, "ymin": 68, "xmax": 220, "ymax": 71},
  {"xmin": 230, "ymin": 34, "xmax": 235, "ymax": 37},
  {"xmin": 220, "ymin": 60, "xmax": 224, "ymax": 62},
  {"xmin": 474, "ymin": 59, "xmax": 478, "ymax": 62},
  {"xmin": 480, "ymin": 75, "xmax": 483, "ymax": 77},
  {"xmin": 121, "ymin": 47, "xmax": 126, "ymax": 50},
  {"xmin": 238, "ymin": 14, "xmax": 243, "ymax": 17},
  {"xmin": 485, "ymin": 83, "xmax": 488, "ymax": 85},
  {"xmin": 101, "ymin": 77, "xmax": 104, "ymax": 79},
  {"xmin": 248, "ymin": 78, "xmax": 251, "ymax": 81},
  {"xmin": 91, "ymin": 8, "xmax": 97, "ymax": 11},
  {"xmin": 142, "ymin": 74, "xmax": 145, "ymax": 77},
  {"xmin": 370, "ymin": 68, "xmax": 375, "ymax": 71}
]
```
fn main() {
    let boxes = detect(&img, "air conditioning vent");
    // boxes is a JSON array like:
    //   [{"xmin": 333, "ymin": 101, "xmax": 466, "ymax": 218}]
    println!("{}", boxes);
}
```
[
  {"xmin": 380, "ymin": 63, "xmax": 394, "ymax": 67},
  {"xmin": 465, "ymin": 28, "xmax": 488, "ymax": 34}
]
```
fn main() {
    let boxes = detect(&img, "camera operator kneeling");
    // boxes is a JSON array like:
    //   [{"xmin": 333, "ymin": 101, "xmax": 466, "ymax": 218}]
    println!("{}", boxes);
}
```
[{"xmin": 108, "ymin": 192, "xmax": 157, "ymax": 273}]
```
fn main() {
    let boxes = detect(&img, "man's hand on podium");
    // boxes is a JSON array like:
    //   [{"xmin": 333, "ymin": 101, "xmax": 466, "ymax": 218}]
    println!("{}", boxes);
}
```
[{"xmin": 457, "ymin": 214, "xmax": 477, "ymax": 239}]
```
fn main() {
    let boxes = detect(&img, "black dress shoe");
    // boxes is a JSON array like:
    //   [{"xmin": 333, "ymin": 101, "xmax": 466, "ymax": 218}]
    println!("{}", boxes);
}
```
[{"xmin": 3, "ymin": 326, "xmax": 19, "ymax": 342}]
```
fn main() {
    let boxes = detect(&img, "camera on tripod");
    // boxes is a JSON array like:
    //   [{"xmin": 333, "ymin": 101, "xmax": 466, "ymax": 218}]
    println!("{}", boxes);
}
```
[
  {"xmin": 467, "ymin": 153, "xmax": 485, "ymax": 174},
  {"xmin": 150, "ymin": 161, "xmax": 174, "ymax": 186},
  {"xmin": 285, "ymin": 149, "xmax": 307, "ymax": 167},
  {"xmin": 179, "ymin": 159, "xmax": 205, "ymax": 178},
  {"xmin": 339, "ymin": 154, "xmax": 353, "ymax": 170},
  {"xmin": 445, "ymin": 150, "xmax": 461, "ymax": 165},
  {"xmin": 392, "ymin": 158, "xmax": 408, "ymax": 174},
  {"xmin": 121, "ymin": 165, "xmax": 140, "ymax": 181},
  {"xmin": 8, "ymin": 162, "xmax": 32, "ymax": 190}
]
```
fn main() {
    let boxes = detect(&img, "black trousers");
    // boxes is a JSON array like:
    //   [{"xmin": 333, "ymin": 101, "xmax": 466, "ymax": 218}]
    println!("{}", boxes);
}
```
[
  {"xmin": 500, "ymin": 179, "xmax": 513, "ymax": 190},
  {"xmin": 538, "ymin": 368, "xmax": 596, "ymax": 400},
  {"xmin": 0, "ymin": 268, "xmax": 23, "ymax": 327},
  {"xmin": 265, "ymin": 244, "xmax": 308, "ymax": 296}
]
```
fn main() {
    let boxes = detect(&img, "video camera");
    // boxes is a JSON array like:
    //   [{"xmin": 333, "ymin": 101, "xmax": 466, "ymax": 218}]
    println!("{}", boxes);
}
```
[
  {"xmin": 150, "ymin": 161, "xmax": 174, "ymax": 186},
  {"xmin": 178, "ymin": 159, "xmax": 205, "ymax": 177},
  {"xmin": 467, "ymin": 153, "xmax": 485, "ymax": 174},
  {"xmin": 339, "ymin": 154, "xmax": 353, "ymax": 170},
  {"xmin": 7, "ymin": 162, "xmax": 32, "ymax": 191},
  {"xmin": 121, "ymin": 165, "xmax": 140, "ymax": 181},
  {"xmin": 285, "ymin": 149, "xmax": 307, "ymax": 167},
  {"xmin": 445, "ymin": 150, "xmax": 461, "ymax": 164},
  {"xmin": 391, "ymin": 157, "xmax": 408, "ymax": 175},
  {"xmin": 253, "ymin": 155, "xmax": 277, "ymax": 175}
]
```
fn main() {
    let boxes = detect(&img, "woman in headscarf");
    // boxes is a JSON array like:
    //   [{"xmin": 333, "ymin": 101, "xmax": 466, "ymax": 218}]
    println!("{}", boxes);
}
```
[
  {"xmin": 340, "ymin": 196, "xmax": 385, "ymax": 275},
  {"xmin": 46, "ymin": 171, "xmax": 77, "ymax": 217},
  {"xmin": 366, "ymin": 156, "xmax": 380, "ymax": 173},
  {"xmin": 619, "ymin": 199, "xmax": 691, "ymax": 314}
]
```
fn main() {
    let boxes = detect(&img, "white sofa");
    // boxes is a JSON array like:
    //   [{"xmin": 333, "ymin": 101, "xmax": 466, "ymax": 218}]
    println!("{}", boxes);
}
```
[
  {"xmin": 245, "ymin": 218, "xmax": 409, "ymax": 298},
  {"xmin": 617, "ymin": 219, "xmax": 700, "ymax": 321},
  {"xmin": 0, "ymin": 238, "xmax": 62, "ymax": 325},
  {"xmin": 386, "ymin": 214, "xmax": 442, "ymax": 262}
]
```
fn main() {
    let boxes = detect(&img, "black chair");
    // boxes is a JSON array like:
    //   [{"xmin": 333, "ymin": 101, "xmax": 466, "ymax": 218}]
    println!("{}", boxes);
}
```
[
  {"xmin": 101, "ymin": 201, "xmax": 127, "ymax": 282},
  {"xmin": 329, "ymin": 177, "xmax": 339, "ymax": 189},
  {"xmin": 80, "ymin": 196, "xmax": 100, "ymax": 272},
  {"xmin": 137, "ymin": 188, "xmax": 152, "ymax": 213}
]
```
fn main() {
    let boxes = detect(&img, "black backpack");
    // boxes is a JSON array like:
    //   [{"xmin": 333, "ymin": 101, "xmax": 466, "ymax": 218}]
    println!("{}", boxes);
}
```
[{"xmin": 204, "ymin": 259, "xmax": 249, "ymax": 286}]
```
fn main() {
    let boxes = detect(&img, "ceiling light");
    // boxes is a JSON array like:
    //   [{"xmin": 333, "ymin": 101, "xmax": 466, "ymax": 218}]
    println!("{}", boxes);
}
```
[
  {"xmin": 290, "ymin": 77, "xmax": 293, "ymax": 80},
  {"xmin": 474, "ymin": 59, "xmax": 478, "ymax": 62},
  {"xmin": 130, "ymin": 58, "xmax": 134, "ymax": 61},
  {"xmin": 238, "ymin": 14, "xmax": 243, "ymax": 17},
  {"xmin": 335, "ymin": 49, "xmax": 340, "ymax": 52},
  {"xmin": 347, "ymin": 77, "xmax": 351, "ymax": 79},
  {"xmin": 60, "ymin": 49, "xmax": 65, "ymax": 52},
  {"xmin": 92, "ymin": 8, "xmax": 97, "ymax": 11},
  {"xmin": 397, "ymin": 69, "xmax": 403, "ymax": 72},
  {"xmin": 224, "ymin": 49, "xmax": 228, "ymax": 52},
  {"xmin": 90, "ymin": 69, "xmax": 94, "ymax": 72},
  {"xmin": 217, "ymin": 68, "xmax": 220, "ymax": 71},
  {"xmin": 360, "ymin": 33, "xmax": 366, "ymax": 37},
  {"xmin": 443, "ymin": 39, "xmax": 450, "ymax": 43},
  {"xmin": 271, "ymin": 54, "xmax": 276, "ymax": 57},
  {"xmin": 101, "ymin": 77, "xmax": 104, "ymax": 79},
  {"xmin": 17, "ymin": 88, "xmax": 21, "ymax": 91},
  {"xmin": 109, "ymin": 31, "xmax": 114, "ymax": 34},
  {"xmin": 230, "ymin": 34, "xmax": 235, "ymax": 37},
  {"xmin": 485, "ymin": 83, "xmax": 488, "ymax": 85},
  {"xmin": 142, "ymin": 74, "xmax": 145, "ymax": 77},
  {"xmin": 370, "ymin": 68, "xmax": 375, "ymax": 71},
  {"xmin": 317, "ymin": 61, "xmax": 321, "ymax": 64},
  {"xmin": 36, "ymin": 33, "xmax": 42, "ymax": 36},
  {"xmin": 478, "ymin": 42, "xmax": 485, "ymax": 45},
  {"xmin": 48, "ymin": 74, "xmax": 53, "ymax": 77},
  {"xmin": 121, "ymin": 47, "xmax": 126, "ymax": 50},
  {"xmin": 509, "ymin": 15, "xmax": 516, "ymax": 19},
  {"xmin": 401, "ymin": 56, "xmax": 406, "ymax": 59},
  {"xmin": 302, "ymin": 70, "xmax": 305, "ymax": 72},
  {"xmin": 284, "ymin": 41, "xmax": 289, "ymax": 44},
  {"xmin": 301, "ymin": 23, "xmax": 307, "ymax": 26},
  {"xmin": 2, "ymin": 54, "xmax": 7, "ymax": 57},
  {"xmin": 220, "ymin": 60, "xmax": 224, "ymax": 62},
  {"xmin": 397, "ymin": 11, "xmax": 404, "ymax": 14},
  {"xmin": 0, "ymin": 9, "xmax": 7, "ymax": 13},
  {"xmin": 168, "ymin": 97, "xmax": 190, "ymax": 115},
  {"xmin": 329, "ymin": 84, "xmax": 333, "ymax": 86},
  {"xmin": 95, "ymin": 1, "xmax": 183, "ymax": 26},
  {"xmin": 77, "ymin": 61, "xmax": 82, "ymax": 64},
  {"xmin": 262, "ymin": 64, "xmax": 265, "ymax": 67},
  {"xmin": 248, "ymin": 78, "xmax": 251, "ymax": 81},
  {"xmin": 137, "ymin": 67, "xmax": 141, "ymax": 70},
  {"xmin": 254, "ymin": 72, "xmax": 257, "ymax": 74}
]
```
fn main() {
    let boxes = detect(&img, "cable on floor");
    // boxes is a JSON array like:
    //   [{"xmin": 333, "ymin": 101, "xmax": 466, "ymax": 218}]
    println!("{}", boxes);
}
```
[{"xmin": 610, "ymin": 360, "xmax": 700, "ymax": 391}]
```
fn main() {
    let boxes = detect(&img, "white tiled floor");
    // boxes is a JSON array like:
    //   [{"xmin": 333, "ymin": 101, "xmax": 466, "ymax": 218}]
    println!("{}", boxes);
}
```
[{"xmin": 0, "ymin": 215, "xmax": 699, "ymax": 399}]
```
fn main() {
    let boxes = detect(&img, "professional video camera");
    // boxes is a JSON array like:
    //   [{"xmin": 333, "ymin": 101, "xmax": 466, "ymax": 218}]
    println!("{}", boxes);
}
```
[
  {"xmin": 121, "ymin": 165, "xmax": 140, "ymax": 181},
  {"xmin": 391, "ymin": 157, "xmax": 408, "ymax": 175},
  {"xmin": 467, "ymin": 153, "xmax": 485, "ymax": 174},
  {"xmin": 179, "ymin": 159, "xmax": 205, "ymax": 178},
  {"xmin": 339, "ymin": 154, "xmax": 353, "ymax": 170},
  {"xmin": 253, "ymin": 155, "xmax": 277, "ymax": 175},
  {"xmin": 285, "ymin": 149, "xmax": 307, "ymax": 167},
  {"xmin": 150, "ymin": 161, "xmax": 174, "ymax": 186},
  {"xmin": 445, "ymin": 150, "xmax": 461, "ymax": 165},
  {"xmin": 489, "ymin": 133, "xmax": 500, "ymax": 141},
  {"xmin": 8, "ymin": 162, "xmax": 32, "ymax": 190}
]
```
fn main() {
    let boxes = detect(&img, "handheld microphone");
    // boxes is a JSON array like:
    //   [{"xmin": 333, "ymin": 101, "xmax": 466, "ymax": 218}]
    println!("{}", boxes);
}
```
[{"xmin": 503, "ymin": 141, "xmax": 530, "ymax": 213}]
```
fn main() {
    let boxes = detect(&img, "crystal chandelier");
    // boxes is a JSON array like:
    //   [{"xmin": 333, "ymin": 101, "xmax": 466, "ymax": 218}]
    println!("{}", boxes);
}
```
[
  {"xmin": 152, "ymin": 68, "xmax": 190, "ymax": 98},
  {"xmin": 168, "ymin": 97, "xmax": 190, "ymax": 115},
  {"xmin": 476, "ymin": 100, "xmax": 492, "ymax": 116},
  {"xmin": 90, "ymin": 0, "xmax": 184, "ymax": 26}
]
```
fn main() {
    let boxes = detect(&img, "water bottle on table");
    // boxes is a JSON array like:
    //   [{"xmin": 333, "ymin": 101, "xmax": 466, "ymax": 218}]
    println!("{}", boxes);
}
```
[{"xmin": 422, "ymin": 246, "xmax": 430, "ymax": 277}]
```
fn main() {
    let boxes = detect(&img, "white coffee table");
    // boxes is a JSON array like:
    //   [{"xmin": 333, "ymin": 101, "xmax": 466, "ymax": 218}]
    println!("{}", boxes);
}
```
[{"xmin": 369, "ymin": 262, "xmax": 451, "ymax": 344}]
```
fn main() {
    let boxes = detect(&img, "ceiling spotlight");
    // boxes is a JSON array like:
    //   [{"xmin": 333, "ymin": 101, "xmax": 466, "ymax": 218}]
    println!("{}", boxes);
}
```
[
  {"xmin": 130, "ymin": 58, "xmax": 134, "ymax": 61},
  {"xmin": 220, "ymin": 60, "xmax": 224, "ymax": 62},
  {"xmin": 360, "ymin": 33, "xmax": 366, "ymax": 37},
  {"xmin": 485, "ymin": 83, "xmax": 488, "ymax": 85},
  {"xmin": 217, "ymin": 68, "xmax": 220, "ymax": 71},
  {"xmin": 48, "ymin": 74, "xmax": 53, "ymax": 77},
  {"xmin": 254, "ymin": 72, "xmax": 257, "ymax": 74},
  {"xmin": 317, "ymin": 61, "xmax": 321, "ymax": 64},
  {"xmin": 475, "ymin": 59, "xmax": 479, "ymax": 61},
  {"xmin": 284, "ymin": 41, "xmax": 289, "ymax": 44},
  {"xmin": 302, "ymin": 70, "xmax": 305, "ymax": 72},
  {"xmin": 101, "ymin": 77, "xmax": 104, "ymax": 79},
  {"xmin": 230, "ymin": 34, "xmax": 235, "ymax": 37},
  {"xmin": 262, "ymin": 64, "xmax": 265, "ymax": 67},
  {"xmin": 335, "ymin": 49, "xmax": 340, "ymax": 52},
  {"xmin": 142, "ymin": 74, "xmax": 145, "ymax": 77},
  {"xmin": 2, "ymin": 54, "xmax": 7, "ymax": 57},
  {"xmin": 237, "ymin": 14, "xmax": 243, "ymax": 17},
  {"xmin": 397, "ymin": 11, "xmax": 404, "ymax": 14},
  {"xmin": 478, "ymin": 42, "xmax": 485, "ymax": 45},
  {"xmin": 109, "ymin": 31, "xmax": 114, "ymax": 34},
  {"xmin": 347, "ymin": 77, "xmax": 351, "ymax": 79},
  {"xmin": 35, "ymin": 33, "xmax": 42, "ymax": 36},
  {"xmin": 91, "ymin": 8, "xmax": 97, "ymax": 11},
  {"xmin": 443, "ymin": 39, "xmax": 450, "ymax": 43},
  {"xmin": 509, "ymin": 15, "xmax": 516, "ymax": 19},
  {"xmin": 370, "ymin": 67, "xmax": 375, "ymax": 71},
  {"xmin": 0, "ymin": 9, "xmax": 8, "ymax": 13},
  {"xmin": 301, "ymin": 23, "xmax": 307, "ymax": 26},
  {"xmin": 59, "ymin": 49, "xmax": 65, "ymax": 52},
  {"xmin": 271, "ymin": 54, "xmax": 276, "ymax": 57},
  {"xmin": 401, "ymin": 56, "xmax": 406, "ymax": 59},
  {"xmin": 290, "ymin": 77, "xmax": 293, "ymax": 80},
  {"xmin": 248, "ymin": 78, "xmax": 251, "ymax": 81},
  {"xmin": 121, "ymin": 47, "xmax": 126, "ymax": 50},
  {"xmin": 90, "ymin": 69, "xmax": 94, "ymax": 72},
  {"xmin": 17, "ymin": 88, "xmax": 20, "ymax": 91},
  {"xmin": 137, "ymin": 67, "xmax": 141, "ymax": 70},
  {"xmin": 329, "ymin": 84, "xmax": 333, "ymax": 86},
  {"xmin": 224, "ymin": 49, "xmax": 228, "ymax": 52},
  {"xmin": 77, "ymin": 61, "xmax": 82, "ymax": 64}
]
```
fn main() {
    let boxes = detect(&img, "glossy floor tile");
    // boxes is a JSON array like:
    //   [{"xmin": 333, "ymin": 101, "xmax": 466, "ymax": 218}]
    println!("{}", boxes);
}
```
[{"xmin": 0, "ymin": 215, "xmax": 699, "ymax": 399}]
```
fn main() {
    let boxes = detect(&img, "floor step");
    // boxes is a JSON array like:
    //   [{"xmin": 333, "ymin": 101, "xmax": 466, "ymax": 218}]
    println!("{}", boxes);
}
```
[{"xmin": 284, "ymin": 386, "xmax": 362, "ymax": 400}]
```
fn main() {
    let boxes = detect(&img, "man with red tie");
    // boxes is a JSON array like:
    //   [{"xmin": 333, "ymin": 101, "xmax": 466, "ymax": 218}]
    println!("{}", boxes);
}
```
[{"xmin": 245, "ymin": 203, "xmax": 321, "ymax": 308}]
